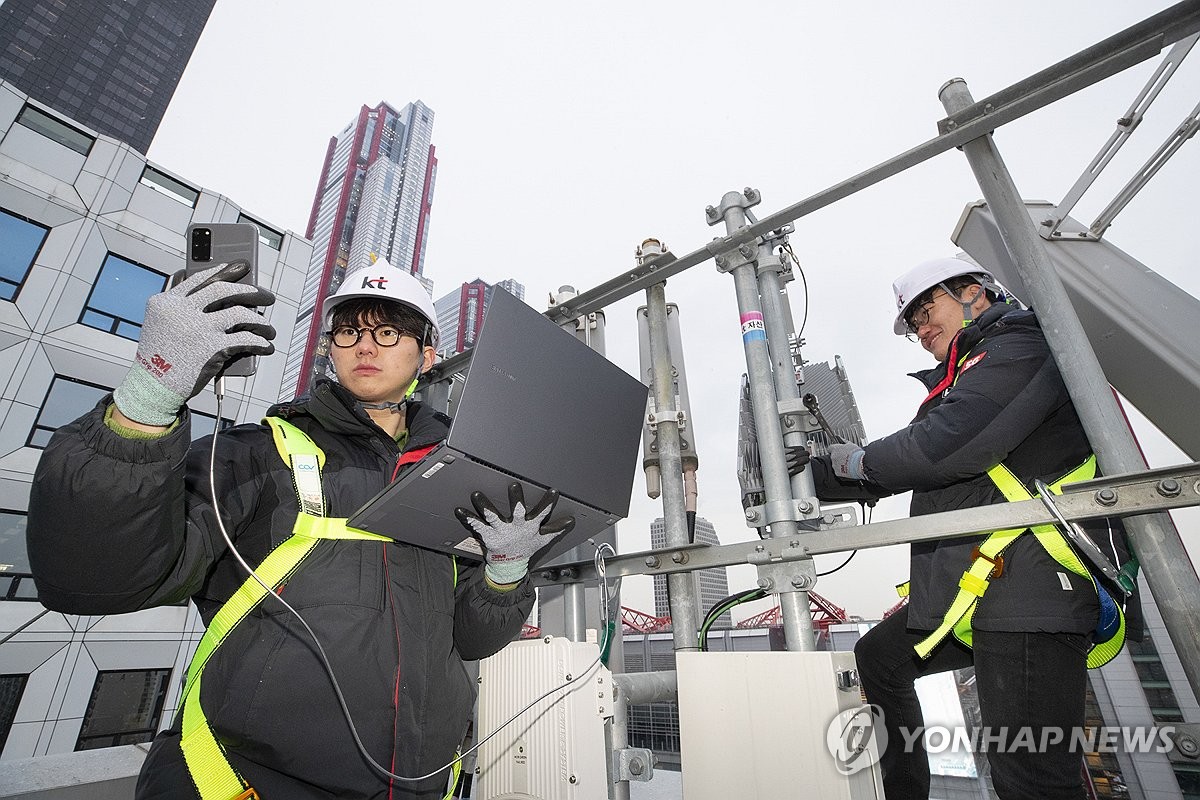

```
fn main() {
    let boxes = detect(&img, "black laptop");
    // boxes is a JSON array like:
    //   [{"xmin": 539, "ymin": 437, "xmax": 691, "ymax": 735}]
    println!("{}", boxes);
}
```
[{"xmin": 347, "ymin": 288, "xmax": 647, "ymax": 566}]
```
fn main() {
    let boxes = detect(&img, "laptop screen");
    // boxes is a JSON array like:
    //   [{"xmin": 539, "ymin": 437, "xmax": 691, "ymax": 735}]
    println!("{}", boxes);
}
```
[{"xmin": 444, "ymin": 289, "xmax": 647, "ymax": 517}]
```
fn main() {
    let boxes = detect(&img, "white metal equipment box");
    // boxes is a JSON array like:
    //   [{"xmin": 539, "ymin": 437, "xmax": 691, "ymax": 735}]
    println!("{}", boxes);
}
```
[
  {"xmin": 677, "ymin": 650, "xmax": 884, "ymax": 799},
  {"xmin": 476, "ymin": 636, "xmax": 612, "ymax": 800}
]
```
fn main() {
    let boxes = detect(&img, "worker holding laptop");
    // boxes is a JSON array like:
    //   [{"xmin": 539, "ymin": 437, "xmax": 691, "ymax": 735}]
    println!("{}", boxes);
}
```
[{"xmin": 29, "ymin": 257, "xmax": 570, "ymax": 799}]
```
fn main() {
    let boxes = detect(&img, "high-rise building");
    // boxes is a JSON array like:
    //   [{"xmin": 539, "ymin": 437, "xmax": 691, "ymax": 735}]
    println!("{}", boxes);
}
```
[
  {"xmin": 433, "ymin": 278, "xmax": 526, "ymax": 357},
  {"xmin": 282, "ymin": 100, "xmax": 437, "ymax": 399},
  {"xmin": 0, "ymin": 81, "xmax": 310, "ymax": 761},
  {"xmin": 650, "ymin": 516, "xmax": 730, "ymax": 627},
  {"xmin": 0, "ymin": 0, "xmax": 216, "ymax": 154}
]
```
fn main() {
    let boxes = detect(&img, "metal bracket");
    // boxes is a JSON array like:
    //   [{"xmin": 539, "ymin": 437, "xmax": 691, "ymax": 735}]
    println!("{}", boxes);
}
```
[
  {"xmin": 835, "ymin": 668, "xmax": 861, "ymax": 693},
  {"xmin": 707, "ymin": 188, "xmax": 764, "ymax": 272},
  {"xmin": 755, "ymin": 248, "xmax": 786, "ymax": 279},
  {"xmin": 612, "ymin": 747, "xmax": 656, "ymax": 782},
  {"xmin": 754, "ymin": 556, "xmax": 817, "ymax": 593},
  {"xmin": 710, "ymin": 232, "xmax": 758, "ymax": 274},
  {"xmin": 646, "ymin": 407, "xmax": 686, "ymax": 432},
  {"xmin": 759, "ymin": 222, "xmax": 795, "ymax": 248},
  {"xmin": 778, "ymin": 396, "xmax": 818, "ymax": 436},
  {"xmin": 819, "ymin": 505, "xmax": 859, "ymax": 529},
  {"xmin": 1039, "ymin": 211, "xmax": 1102, "ymax": 242},
  {"xmin": 743, "ymin": 503, "xmax": 767, "ymax": 527},
  {"xmin": 743, "ymin": 496, "xmax": 830, "ymax": 528},
  {"xmin": 705, "ymin": 187, "xmax": 762, "ymax": 226},
  {"xmin": 746, "ymin": 538, "xmax": 810, "ymax": 565}
]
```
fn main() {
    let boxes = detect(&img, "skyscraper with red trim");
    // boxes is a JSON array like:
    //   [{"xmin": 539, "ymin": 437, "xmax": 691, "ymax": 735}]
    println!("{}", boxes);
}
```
[{"xmin": 282, "ymin": 100, "xmax": 437, "ymax": 399}]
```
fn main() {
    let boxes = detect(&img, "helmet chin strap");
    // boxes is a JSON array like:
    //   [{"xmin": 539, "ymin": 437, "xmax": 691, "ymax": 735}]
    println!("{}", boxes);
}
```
[
  {"xmin": 941, "ymin": 281, "xmax": 985, "ymax": 329},
  {"xmin": 357, "ymin": 364, "xmax": 423, "ymax": 414}
]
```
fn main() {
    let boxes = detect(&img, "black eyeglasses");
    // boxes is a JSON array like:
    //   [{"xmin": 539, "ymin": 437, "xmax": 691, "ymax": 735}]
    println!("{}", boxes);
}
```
[
  {"xmin": 904, "ymin": 289, "xmax": 947, "ymax": 335},
  {"xmin": 329, "ymin": 324, "xmax": 416, "ymax": 348}
]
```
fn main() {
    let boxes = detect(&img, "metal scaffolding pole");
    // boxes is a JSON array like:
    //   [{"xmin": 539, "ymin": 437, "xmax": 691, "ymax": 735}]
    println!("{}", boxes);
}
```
[
  {"xmin": 753, "ymin": 240, "xmax": 821, "ymax": 510},
  {"xmin": 644, "ymin": 282, "xmax": 702, "ymax": 650},
  {"xmin": 752, "ymin": 238, "xmax": 822, "ymax": 647},
  {"xmin": 606, "ymin": 672, "xmax": 675, "ymax": 798},
  {"xmin": 713, "ymin": 191, "xmax": 817, "ymax": 651},
  {"xmin": 940, "ymin": 77, "xmax": 1200, "ymax": 703}
]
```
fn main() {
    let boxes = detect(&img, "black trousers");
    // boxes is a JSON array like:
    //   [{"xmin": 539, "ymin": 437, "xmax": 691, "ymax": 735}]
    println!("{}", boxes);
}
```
[{"xmin": 854, "ymin": 605, "xmax": 1089, "ymax": 800}]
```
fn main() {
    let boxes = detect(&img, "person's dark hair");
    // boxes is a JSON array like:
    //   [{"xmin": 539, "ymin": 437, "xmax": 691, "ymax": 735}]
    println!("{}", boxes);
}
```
[
  {"xmin": 943, "ymin": 274, "xmax": 1001, "ymax": 303},
  {"xmin": 330, "ymin": 298, "xmax": 432, "ymax": 346},
  {"xmin": 911, "ymin": 274, "xmax": 1001, "ymax": 312}
]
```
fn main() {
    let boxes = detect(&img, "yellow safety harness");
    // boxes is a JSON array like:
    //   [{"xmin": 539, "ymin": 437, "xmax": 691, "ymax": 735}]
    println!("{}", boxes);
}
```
[
  {"xmin": 911, "ymin": 455, "xmax": 1127, "ymax": 669},
  {"xmin": 903, "ymin": 343, "xmax": 1128, "ymax": 670},
  {"xmin": 177, "ymin": 417, "xmax": 461, "ymax": 799}
]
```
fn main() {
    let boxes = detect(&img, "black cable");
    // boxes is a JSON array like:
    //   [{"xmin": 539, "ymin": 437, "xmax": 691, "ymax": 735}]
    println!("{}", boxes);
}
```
[
  {"xmin": 783, "ymin": 241, "xmax": 810, "ymax": 339},
  {"xmin": 698, "ymin": 588, "xmax": 767, "ymax": 651},
  {"xmin": 816, "ymin": 550, "xmax": 858, "ymax": 577}
]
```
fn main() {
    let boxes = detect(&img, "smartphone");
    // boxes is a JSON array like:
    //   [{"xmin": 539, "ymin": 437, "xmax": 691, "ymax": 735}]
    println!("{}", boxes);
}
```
[{"xmin": 182, "ymin": 222, "xmax": 262, "ymax": 377}]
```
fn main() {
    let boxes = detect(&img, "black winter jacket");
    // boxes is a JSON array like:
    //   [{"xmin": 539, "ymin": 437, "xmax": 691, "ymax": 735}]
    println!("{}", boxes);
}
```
[
  {"xmin": 811, "ymin": 304, "xmax": 1136, "ymax": 635},
  {"xmin": 28, "ymin": 380, "xmax": 534, "ymax": 799}
]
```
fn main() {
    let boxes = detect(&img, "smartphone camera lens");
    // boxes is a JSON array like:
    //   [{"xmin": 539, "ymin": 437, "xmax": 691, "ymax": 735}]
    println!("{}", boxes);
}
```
[{"xmin": 190, "ymin": 227, "xmax": 213, "ymax": 262}]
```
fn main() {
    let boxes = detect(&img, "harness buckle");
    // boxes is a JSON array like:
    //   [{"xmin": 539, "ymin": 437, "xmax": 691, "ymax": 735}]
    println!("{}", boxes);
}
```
[
  {"xmin": 971, "ymin": 545, "xmax": 1004, "ymax": 578},
  {"xmin": 233, "ymin": 789, "xmax": 260, "ymax": 800}
]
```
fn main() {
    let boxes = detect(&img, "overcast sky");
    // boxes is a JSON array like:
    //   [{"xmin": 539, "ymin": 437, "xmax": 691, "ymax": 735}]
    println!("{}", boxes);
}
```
[{"xmin": 148, "ymin": 2, "xmax": 1198, "ymax": 619}]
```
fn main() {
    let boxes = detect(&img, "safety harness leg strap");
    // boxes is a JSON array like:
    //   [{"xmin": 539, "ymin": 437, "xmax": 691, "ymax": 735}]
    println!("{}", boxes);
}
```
[{"xmin": 912, "ymin": 524, "xmax": 1026, "ymax": 659}]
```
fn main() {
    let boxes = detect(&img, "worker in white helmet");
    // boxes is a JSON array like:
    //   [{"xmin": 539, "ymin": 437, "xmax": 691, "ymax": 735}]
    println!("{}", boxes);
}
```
[
  {"xmin": 29, "ymin": 258, "xmax": 569, "ymax": 799},
  {"xmin": 794, "ymin": 255, "xmax": 1138, "ymax": 800}
]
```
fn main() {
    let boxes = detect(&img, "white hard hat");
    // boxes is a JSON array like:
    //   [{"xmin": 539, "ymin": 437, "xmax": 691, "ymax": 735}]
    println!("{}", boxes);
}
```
[
  {"xmin": 891, "ymin": 255, "xmax": 996, "ymax": 335},
  {"xmin": 321, "ymin": 257, "xmax": 439, "ymax": 348}
]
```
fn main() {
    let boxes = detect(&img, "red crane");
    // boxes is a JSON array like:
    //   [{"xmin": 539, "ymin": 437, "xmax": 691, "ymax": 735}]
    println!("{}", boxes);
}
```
[
  {"xmin": 736, "ymin": 590, "xmax": 850, "ymax": 636},
  {"xmin": 620, "ymin": 606, "xmax": 673, "ymax": 633}
]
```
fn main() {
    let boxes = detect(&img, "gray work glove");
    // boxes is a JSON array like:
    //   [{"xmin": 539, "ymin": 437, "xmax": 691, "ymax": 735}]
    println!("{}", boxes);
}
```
[
  {"xmin": 113, "ymin": 261, "xmax": 276, "ymax": 425},
  {"xmin": 455, "ymin": 483, "xmax": 576, "ymax": 585},
  {"xmin": 828, "ymin": 443, "xmax": 867, "ymax": 480}
]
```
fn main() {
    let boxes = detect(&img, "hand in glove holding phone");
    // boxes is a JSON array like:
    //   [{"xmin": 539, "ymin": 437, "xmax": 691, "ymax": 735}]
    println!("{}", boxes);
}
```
[
  {"xmin": 113, "ymin": 261, "xmax": 276, "ymax": 426},
  {"xmin": 455, "ymin": 483, "xmax": 576, "ymax": 586}
]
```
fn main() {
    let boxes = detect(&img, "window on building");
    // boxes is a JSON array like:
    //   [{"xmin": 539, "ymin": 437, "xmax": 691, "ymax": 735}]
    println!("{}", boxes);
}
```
[
  {"xmin": 1081, "ymin": 679, "xmax": 1130, "ymax": 798},
  {"xmin": 0, "ymin": 510, "xmax": 29, "ymax": 578},
  {"xmin": 1132, "ymin": 658, "xmax": 1170, "ymax": 684},
  {"xmin": 138, "ymin": 166, "xmax": 198, "ymax": 207},
  {"xmin": 28, "ymin": 376, "xmax": 110, "ymax": 449},
  {"xmin": 0, "ymin": 208, "xmax": 49, "ymax": 301},
  {"xmin": 0, "ymin": 674, "xmax": 29, "ymax": 752},
  {"xmin": 1143, "ymin": 687, "xmax": 1184, "ymax": 721},
  {"xmin": 1173, "ymin": 763, "xmax": 1200, "ymax": 799},
  {"xmin": 80, "ymin": 254, "xmax": 167, "ymax": 340},
  {"xmin": 76, "ymin": 669, "xmax": 170, "ymax": 750},
  {"xmin": 16, "ymin": 104, "xmax": 94, "ymax": 155},
  {"xmin": 236, "ymin": 213, "xmax": 283, "ymax": 251},
  {"xmin": 1126, "ymin": 635, "xmax": 1186, "ymax": 724}
]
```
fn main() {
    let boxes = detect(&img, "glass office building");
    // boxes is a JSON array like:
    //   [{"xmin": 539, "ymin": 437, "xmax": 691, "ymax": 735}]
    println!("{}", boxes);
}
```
[{"xmin": 0, "ymin": 0, "xmax": 215, "ymax": 154}]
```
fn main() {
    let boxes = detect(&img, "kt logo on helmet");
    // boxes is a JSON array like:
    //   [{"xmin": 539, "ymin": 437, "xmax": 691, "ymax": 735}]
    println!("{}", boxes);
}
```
[{"xmin": 361, "ymin": 276, "xmax": 389, "ymax": 290}]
